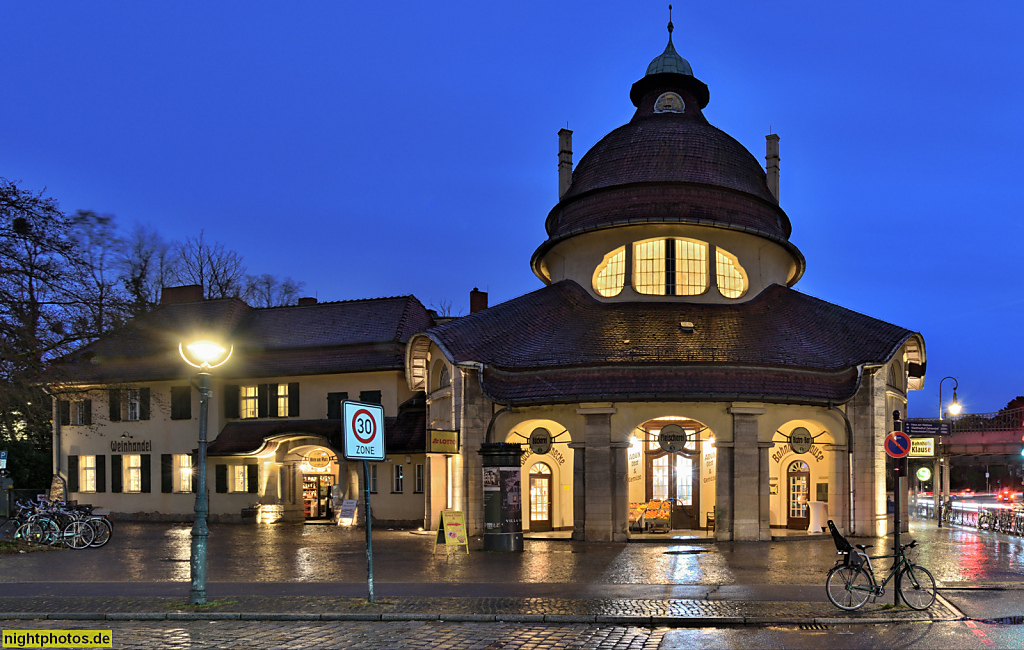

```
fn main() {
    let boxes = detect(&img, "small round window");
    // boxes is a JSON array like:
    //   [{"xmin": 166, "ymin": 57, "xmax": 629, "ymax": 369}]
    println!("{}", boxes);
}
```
[{"xmin": 654, "ymin": 92, "xmax": 685, "ymax": 114}]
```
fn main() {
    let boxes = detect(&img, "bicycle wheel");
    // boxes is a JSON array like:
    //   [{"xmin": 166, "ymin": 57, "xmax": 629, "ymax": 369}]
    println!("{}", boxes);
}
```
[
  {"xmin": 35, "ymin": 518, "xmax": 61, "ymax": 545},
  {"xmin": 63, "ymin": 521, "xmax": 95, "ymax": 550},
  {"xmin": 15, "ymin": 522, "xmax": 45, "ymax": 543},
  {"xmin": 898, "ymin": 564, "xmax": 936, "ymax": 610},
  {"xmin": 87, "ymin": 518, "xmax": 113, "ymax": 548},
  {"xmin": 826, "ymin": 565, "xmax": 873, "ymax": 611}
]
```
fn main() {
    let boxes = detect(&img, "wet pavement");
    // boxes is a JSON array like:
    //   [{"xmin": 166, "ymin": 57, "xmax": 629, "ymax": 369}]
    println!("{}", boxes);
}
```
[{"xmin": 0, "ymin": 518, "xmax": 1020, "ymax": 627}]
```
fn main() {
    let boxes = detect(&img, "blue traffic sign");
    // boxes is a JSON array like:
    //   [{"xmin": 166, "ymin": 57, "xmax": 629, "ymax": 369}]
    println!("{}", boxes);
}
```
[{"xmin": 884, "ymin": 431, "xmax": 912, "ymax": 459}]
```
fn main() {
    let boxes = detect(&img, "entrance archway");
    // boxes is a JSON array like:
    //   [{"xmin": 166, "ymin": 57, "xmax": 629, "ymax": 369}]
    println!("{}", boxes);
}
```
[
  {"xmin": 528, "ymin": 462, "xmax": 553, "ymax": 532},
  {"xmin": 631, "ymin": 416, "xmax": 715, "ymax": 531},
  {"xmin": 787, "ymin": 460, "xmax": 810, "ymax": 529}
]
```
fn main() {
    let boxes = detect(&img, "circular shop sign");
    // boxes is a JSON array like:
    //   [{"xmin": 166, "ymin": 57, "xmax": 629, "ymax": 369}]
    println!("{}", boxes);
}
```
[
  {"xmin": 306, "ymin": 449, "xmax": 331, "ymax": 469},
  {"xmin": 351, "ymin": 409, "xmax": 377, "ymax": 444},
  {"xmin": 529, "ymin": 427, "xmax": 552, "ymax": 455},
  {"xmin": 658, "ymin": 424, "xmax": 691, "ymax": 454},
  {"xmin": 916, "ymin": 466, "xmax": 932, "ymax": 482},
  {"xmin": 789, "ymin": 427, "xmax": 813, "ymax": 455}
]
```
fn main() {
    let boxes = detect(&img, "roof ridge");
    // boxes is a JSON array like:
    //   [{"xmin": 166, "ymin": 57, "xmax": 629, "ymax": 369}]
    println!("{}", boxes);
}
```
[{"xmin": 256, "ymin": 294, "xmax": 418, "ymax": 310}]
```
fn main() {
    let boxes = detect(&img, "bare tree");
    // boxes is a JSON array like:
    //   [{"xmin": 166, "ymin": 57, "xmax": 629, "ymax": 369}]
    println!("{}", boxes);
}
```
[
  {"xmin": 172, "ymin": 231, "xmax": 246, "ymax": 299},
  {"xmin": 243, "ymin": 274, "xmax": 304, "ymax": 307},
  {"xmin": 118, "ymin": 223, "xmax": 176, "ymax": 316}
]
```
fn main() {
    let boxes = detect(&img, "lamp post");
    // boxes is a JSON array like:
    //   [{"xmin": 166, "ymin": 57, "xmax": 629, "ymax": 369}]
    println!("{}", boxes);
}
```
[
  {"xmin": 936, "ymin": 376, "xmax": 960, "ymax": 526},
  {"xmin": 939, "ymin": 376, "xmax": 960, "ymax": 420},
  {"xmin": 179, "ymin": 339, "xmax": 232, "ymax": 605}
]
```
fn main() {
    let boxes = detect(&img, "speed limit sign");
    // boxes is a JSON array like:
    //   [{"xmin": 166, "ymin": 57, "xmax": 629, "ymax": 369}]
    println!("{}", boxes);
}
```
[{"xmin": 342, "ymin": 401, "xmax": 386, "ymax": 461}]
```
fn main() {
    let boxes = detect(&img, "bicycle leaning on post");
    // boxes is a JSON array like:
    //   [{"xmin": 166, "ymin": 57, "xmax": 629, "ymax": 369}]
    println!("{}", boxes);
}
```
[{"xmin": 824, "ymin": 519, "xmax": 936, "ymax": 611}]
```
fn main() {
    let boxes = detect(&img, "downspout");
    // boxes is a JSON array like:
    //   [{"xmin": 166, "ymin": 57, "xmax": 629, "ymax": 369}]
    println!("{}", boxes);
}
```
[{"xmin": 829, "ymin": 399, "xmax": 855, "ymax": 535}]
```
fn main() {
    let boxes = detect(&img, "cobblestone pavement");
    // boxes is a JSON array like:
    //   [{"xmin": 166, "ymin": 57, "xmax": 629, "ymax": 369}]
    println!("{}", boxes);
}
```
[{"xmin": 1, "ymin": 620, "xmax": 669, "ymax": 649}]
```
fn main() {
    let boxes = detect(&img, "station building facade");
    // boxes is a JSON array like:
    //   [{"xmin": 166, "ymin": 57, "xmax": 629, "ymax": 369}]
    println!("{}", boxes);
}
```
[{"xmin": 49, "ymin": 27, "xmax": 925, "ymax": 540}]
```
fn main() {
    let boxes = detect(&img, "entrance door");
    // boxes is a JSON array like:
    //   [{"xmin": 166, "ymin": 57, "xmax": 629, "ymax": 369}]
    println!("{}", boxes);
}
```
[
  {"xmin": 303, "ymin": 474, "xmax": 335, "ymax": 520},
  {"xmin": 646, "ymin": 448, "xmax": 700, "ymax": 530},
  {"xmin": 787, "ymin": 460, "xmax": 810, "ymax": 530},
  {"xmin": 529, "ymin": 463, "xmax": 552, "ymax": 532}
]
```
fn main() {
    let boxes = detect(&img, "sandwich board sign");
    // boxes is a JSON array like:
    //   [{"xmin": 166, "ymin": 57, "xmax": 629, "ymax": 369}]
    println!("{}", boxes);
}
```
[{"xmin": 342, "ymin": 401, "xmax": 386, "ymax": 461}]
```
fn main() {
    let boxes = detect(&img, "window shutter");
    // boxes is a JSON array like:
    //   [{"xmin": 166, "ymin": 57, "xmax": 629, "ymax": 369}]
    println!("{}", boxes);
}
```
[
  {"xmin": 140, "ymin": 454, "xmax": 151, "ymax": 493},
  {"xmin": 161, "ymin": 454, "xmax": 173, "ymax": 493},
  {"xmin": 171, "ymin": 386, "xmax": 192, "ymax": 420},
  {"xmin": 224, "ymin": 385, "xmax": 240, "ymax": 419},
  {"xmin": 359, "ymin": 390, "xmax": 382, "ymax": 405},
  {"xmin": 215, "ymin": 464, "xmax": 228, "ymax": 493},
  {"xmin": 67, "ymin": 455, "xmax": 79, "ymax": 493},
  {"xmin": 288, "ymin": 383, "xmax": 299, "ymax": 417},
  {"xmin": 327, "ymin": 392, "xmax": 347, "ymax": 420},
  {"xmin": 108, "ymin": 390, "xmax": 121, "ymax": 422},
  {"xmin": 83, "ymin": 399, "xmax": 92, "ymax": 425},
  {"xmin": 247, "ymin": 464, "xmax": 259, "ymax": 494},
  {"xmin": 257, "ymin": 384, "xmax": 269, "ymax": 418},
  {"xmin": 140, "ymin": 387, "xmax": 151, "ymax": 420},
  {"xmin": 270, "ymin": 384, "xmax": 280, "ymax": 418},
  {"xmin": 111, "ymin": 455, "xmax": 123, "ymax": 493},
  {"xmin": 58, "ymin": 400, "xmax": 70, "ymax": 426},
  {"xmin": 96, "ymin": 455, "xmax": 106, "ymax": 493}
]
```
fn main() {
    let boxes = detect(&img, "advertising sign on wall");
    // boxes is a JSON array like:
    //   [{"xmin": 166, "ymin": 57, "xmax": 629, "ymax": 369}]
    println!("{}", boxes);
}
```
[{"xmin": 909, "ymin": 437, "xmax": 935, "ymax": 458}]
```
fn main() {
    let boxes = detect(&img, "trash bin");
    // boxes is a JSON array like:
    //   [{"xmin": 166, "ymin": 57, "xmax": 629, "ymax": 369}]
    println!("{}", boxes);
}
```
[{"xmin": 807, "ymin": 501, "xmax": 827, "ymax": 533}]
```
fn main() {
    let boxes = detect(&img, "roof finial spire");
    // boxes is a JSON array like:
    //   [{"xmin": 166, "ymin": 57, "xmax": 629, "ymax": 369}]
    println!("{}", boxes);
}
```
[{"xmin": 668, "ymin": 4, "xmax": 674, "ymax": 40}]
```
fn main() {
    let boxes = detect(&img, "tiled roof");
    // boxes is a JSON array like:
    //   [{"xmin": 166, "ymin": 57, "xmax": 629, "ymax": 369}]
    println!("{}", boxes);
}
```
[
  {"xmin": 207, "ymin": 394, "xmax": 426, "ymax": 456},
  {"xmin": 423, "ymin": 281, "xmax": 918, "ymax": 405},
  {"xmin": 49, "ymin": 295, "xmax": 434, "ymax": 384}
]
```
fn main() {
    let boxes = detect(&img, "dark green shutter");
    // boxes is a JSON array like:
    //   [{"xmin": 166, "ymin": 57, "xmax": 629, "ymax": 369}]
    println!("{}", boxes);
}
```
[
  {"xmin": 161, "ymin": 454, "xmax": 173, "ymax": 493},
  {"xmin": 359, "ymin": 390, "xmax": 381, "ymax": 405},
  {"xmin": 140, "ymin": 454, "xmax": 151, "ymax": 493},
  {"xmin": 58, "ymin": 400, "xmax": 70, "ymax": 426},
  {"xmin": 96, "ymin": 455, "xmax": 106, "ymax": 493},
  {"xmin": 247, "ymin": 464, "xmax": 258, "ymax": 494},
  {"xmin": 269, "ymin": 384, "xmax": 280, "ymax": 418},
  {"xmin": 224, "ymin": 385, "xmax": 239, "ymax": 419},
  {"xmin": 139, "ymin": 387, "xmax": 151, "ymax": 420},
  {"xmin": 67, "ymin": 455, "xmax": 79, "ymax": 493},
  {"xmin": 108, "ymin": 390, "xmax": 121, "ymax": 422},
  {"xmin": 327, "ymin": 392, "xmax": 347, "ymax": 419},
  {"xmin": 215, "ymin": 464, "xmax": 228, "ymax": 493},
  {"xmin": 288, "ymin": 382, "xmax": 299, "ymax": 417},
  {"xmin": 83, "ymin": 399, "xmax": 92, "ymax": 425},
  {"xmin": 171, "ymin": 386, "xmax": 191, "ymax": 420},
  {"xmin": 111, "ymin": 455, "xmax": 123, "ymax": 493},
  {"xmin": 257, "ymin": 384, "xmax": 269, "ymax": 418}
]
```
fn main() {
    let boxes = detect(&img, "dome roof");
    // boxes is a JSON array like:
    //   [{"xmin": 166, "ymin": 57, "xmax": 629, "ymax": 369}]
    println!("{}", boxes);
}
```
[{"xmin": 645, "ymin": 34, "xmax": 692, "ymax": 76}]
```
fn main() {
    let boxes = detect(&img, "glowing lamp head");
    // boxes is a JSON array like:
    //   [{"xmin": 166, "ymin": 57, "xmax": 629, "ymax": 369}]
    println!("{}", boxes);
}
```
[
  {"xmin": 179, "ymin": 339, "xmax": 232, "ymax": 369},
  {"xmin": 947, "ymin": 402, "xmax": 962, "ymax": 416}
]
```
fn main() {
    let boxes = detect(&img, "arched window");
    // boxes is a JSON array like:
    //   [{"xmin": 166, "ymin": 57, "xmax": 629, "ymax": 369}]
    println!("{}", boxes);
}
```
[
  {"xmin": 438, "ymin": 364, "xmax": 450, "ymax": 388},
  {"xmin": 593, "ymin": 246, "xmax": 625, "ymax": 297},
  {"xmin": 633, "ymin": 238, "xmax": 707, "ymax": 295},
  {"xmin": 715, "ymin": 247, "xmax": 748, "ymax": 299}
]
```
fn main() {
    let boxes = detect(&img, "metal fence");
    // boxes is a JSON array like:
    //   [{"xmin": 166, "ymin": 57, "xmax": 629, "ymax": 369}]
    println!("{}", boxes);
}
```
[
  {"xmin": 914, "ymin": 501, "xmax": 1024, "ymax": 535},
  {"xmin": 951, "ymin": 405, "xmax": 1024, "ymax": 433}
]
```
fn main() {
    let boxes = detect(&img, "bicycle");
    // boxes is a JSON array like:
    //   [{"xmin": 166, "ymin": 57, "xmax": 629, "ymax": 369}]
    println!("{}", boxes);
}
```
[{"xmin": 825, "ymin": 519, "xmax": 936, "ymax": 611}]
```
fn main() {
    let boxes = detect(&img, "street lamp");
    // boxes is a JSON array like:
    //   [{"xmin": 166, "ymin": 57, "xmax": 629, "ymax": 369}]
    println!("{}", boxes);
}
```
[
  {"xmin": 939, "ymin": 376, "xmax": 960, "ymax": 420},
  {"xmin": 179, "ymin": 339, "xmax": 232, "ymax": 605}
]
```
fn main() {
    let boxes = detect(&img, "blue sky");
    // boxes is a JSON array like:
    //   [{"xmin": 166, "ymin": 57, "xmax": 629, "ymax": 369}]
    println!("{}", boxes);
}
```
[{"xmin": 4, "ymin": 2, "xmax": 1023, "ymax": 417}]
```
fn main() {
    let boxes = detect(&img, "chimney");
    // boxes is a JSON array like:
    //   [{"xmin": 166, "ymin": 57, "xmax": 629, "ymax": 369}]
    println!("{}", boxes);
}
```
[
  {"xmin": 765, "ymin": 134, "xmax": 780, "ymax": 202},
  {"xmin": 297, "ymin": 297, "xmax": 318, "ymax": 306},
  {"xmin": 558, "ymin": 128, "xmax": 573, "ymax": 199},
  {"xmin": 470, "ymin": 287, "xmax": 488, "ymax": 314},
  {"xmin": 160, "ymin": 284, "xmax": 204, "ymax": 305}
]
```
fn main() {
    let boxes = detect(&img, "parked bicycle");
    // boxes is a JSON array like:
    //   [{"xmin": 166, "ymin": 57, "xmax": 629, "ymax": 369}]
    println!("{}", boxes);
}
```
[
  {"xmin": 10, "ymin": 498, "xmax": 112, "ymax": 550},
  {"xmin": 825, "ymin": 519, "xmax": 936, "ymax": 611}
]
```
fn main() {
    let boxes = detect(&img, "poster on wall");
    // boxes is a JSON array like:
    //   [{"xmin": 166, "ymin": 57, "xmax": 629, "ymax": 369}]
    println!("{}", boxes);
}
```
[{"xmin": 500, "ymin": 467, "xmax": 522, "ymax": 533}]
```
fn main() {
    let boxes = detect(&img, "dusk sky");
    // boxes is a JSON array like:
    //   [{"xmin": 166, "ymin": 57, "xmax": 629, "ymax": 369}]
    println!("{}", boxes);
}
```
[{"xmin": 4, "ymin": 2, "xmax": 1022, "ymax": 418}]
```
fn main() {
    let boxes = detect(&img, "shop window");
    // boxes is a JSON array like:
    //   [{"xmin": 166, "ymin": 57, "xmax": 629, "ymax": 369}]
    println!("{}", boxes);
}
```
[
  {"xmin": 593, "ymin": 246, "xmax": 625, "ymax": 297},
  {"xmin": 652, "ymin": 456, "xmax": 669, "ymax": 499},
  {"xmin": 80, "ymin": 455, "xmax": 96, "ymax": 493},
  {"xmin": 240, "ymin": 386, "xmax": 258, "ymax": 419},
  {"xmin": 715, "ymin": 247, "xmax": 747, "ymax": 299},
  {"xmin": 675, "ymin": 455, "xmax": 693, "ymax": 505},
  {"xmin": 415, "ymin": 464, "xmax": 424, "ymax": 494},
  {"xmin": 393, "ymin": 465, "xmax": 404, "ymax": 493},
  {"xmin": 125, "ymin": 454, "xmax": 142, "ymax": 493},
  {"xmin": 633, "ymin": 238, "xmax": 708, "ymax": 296},
  {"xmin": 171, "ymin": 386, "xmax": 192, "ymax": 420},
  {"xmin": 177, "ymin": 454, "xmax": 193, "ymax": 493}
]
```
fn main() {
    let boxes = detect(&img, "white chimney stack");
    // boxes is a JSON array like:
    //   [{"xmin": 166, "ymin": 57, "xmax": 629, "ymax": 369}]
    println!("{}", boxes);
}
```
[
  {"xmin": 558, "ymin": 128, "xmax": 573, "ymax": 199},
  {"xmin": 765, "ymin": 134, "xmax": 780, "ymax": 201}
]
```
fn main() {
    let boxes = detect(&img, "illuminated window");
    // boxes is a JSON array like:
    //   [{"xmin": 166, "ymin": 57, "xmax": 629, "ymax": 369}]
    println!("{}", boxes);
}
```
[
  {"xmin": 240, "ymin": 386, "xmax": 258, "ymax": 419},
  {"xmin": 233, "ymin": 465, "xmax": 247, "ymax": 492},
  {"xmin": 593, "ymin": 246, "xmax": 625, "ymax": 297},
  {"xmin": 80, "ymin": 455, "xmax": 96, "ymax": 493},
  {"xmin": 276, "ymin": 383, "xmax": 289, "ymax": 418},
  {"xmin": 675, "ymin": 455, "xmax": 693, "ymax": 505},
  {"xmin": 176, "ymin": 454, "xmax": 193, "ymax": 493},
  {"xmin": 633, "ymin": 238, "xmax": 707, "ymax": 295},
  {"xmin": 652, "ymin": 456, "xmax": 669, "ymax": 499},
  {"xmin": 715, "ymin": 248, "xmax": 747, "ymax": 299},
  {"xmin": 125, "ymin": 454, "xmax": 142, "ymax": 493}
]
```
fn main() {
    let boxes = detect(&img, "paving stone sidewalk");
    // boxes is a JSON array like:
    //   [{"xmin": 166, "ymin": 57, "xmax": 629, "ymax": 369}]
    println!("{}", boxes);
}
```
[{"xmin": 0, "ymin": 594, "xmax": 961, "ymax": 626}]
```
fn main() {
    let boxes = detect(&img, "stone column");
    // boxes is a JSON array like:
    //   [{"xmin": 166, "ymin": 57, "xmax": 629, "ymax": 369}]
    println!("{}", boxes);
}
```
[
  {"xmin": 847, "ymin": 368, "xmax": 888, "ymax": 537},
  {"xmin": 714, "ymin": 442, "xmax": 733, "ymax": 541},
  {"xmin": 459, "ymin": 367, "xmax": 492, "ymax": 536},
  {"xmin": 828, "ymin": 444, "xmax": 849, "ymax": 532},
  {"xmin": 729, "ymin": 406, "xmax": 767, "ymax": 541},
  {"xmin": 569, "ymin": 442, "xmax": 586, "ymax": 540},
  {"xmin": 758, "ymin": 441, "xmax": 773, "ymax": 540},
  {"xmin": 577, "ymin": 405, "xmax": 622, "ymax": 541}
]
